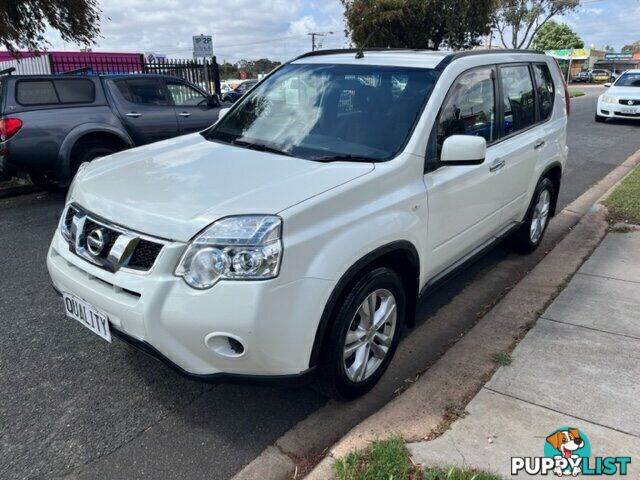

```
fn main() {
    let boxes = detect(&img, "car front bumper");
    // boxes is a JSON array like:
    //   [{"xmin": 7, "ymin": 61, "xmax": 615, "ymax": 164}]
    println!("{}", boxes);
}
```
[
  {"xmin": 47, "ymin": 228, "xmax": 335, "ymax": 378},
  {"xmin": 597, "ymin": 101, "xmax": 640, "ymax": 119}
]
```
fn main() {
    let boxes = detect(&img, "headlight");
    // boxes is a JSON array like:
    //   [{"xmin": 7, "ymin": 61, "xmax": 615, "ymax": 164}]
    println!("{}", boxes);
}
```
[
  {"xmin": 175, "ymin": 215, "xmax": 282, "ymax": 289},
  {"xmin": 602, "ymin": 95, "xmax": 617, "ymax": 104}
]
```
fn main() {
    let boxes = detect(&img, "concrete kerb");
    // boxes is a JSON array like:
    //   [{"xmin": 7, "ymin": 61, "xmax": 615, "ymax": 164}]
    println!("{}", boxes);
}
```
[{"xmin": 230, "ymin": 148, "xmax": 640, "ymax": 480}]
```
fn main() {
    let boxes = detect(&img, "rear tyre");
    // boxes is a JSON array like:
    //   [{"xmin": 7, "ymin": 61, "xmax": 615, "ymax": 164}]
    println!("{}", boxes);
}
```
[
  {"xmin": 595, "ymin": 113, "xmax": 606, "ymax": 123},
  {"xmin": 314, "ymin": 267, "xmax": 405, "ymax": 400},
  {"xmin": 70, "ymin": 141, "xmax": 120, "ymax": 174},
  {"xmin": 507, "ymin": 178, "xmax": 555, "ymax": 254}
]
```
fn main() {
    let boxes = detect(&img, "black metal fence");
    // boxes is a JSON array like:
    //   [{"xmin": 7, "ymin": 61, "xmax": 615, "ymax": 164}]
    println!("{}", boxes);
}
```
[{"xmin": 12, "ymin": 54, "xmax": 222, "ymax": 94}]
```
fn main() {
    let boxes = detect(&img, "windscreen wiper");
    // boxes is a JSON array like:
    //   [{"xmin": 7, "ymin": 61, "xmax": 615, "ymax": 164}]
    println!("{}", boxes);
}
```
[
  {"xmin": 231, "ymin": 139, "xmax": 293, "ymax": 157},
  {"xmin": 311, "ymin": 154, "xmax": 376, "ymax": 163}
]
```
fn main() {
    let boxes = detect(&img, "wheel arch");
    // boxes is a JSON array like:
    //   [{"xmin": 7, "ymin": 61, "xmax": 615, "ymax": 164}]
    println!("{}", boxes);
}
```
[
  {"xmin": 58, "ymin": 124, "xmax": 134, "ymax": 181},
  {"xmin": 540, "ymin": 161, "xmax": 563, "ymax": 217},
  {"xmin": 308, "ymin": 240, "xmax": 420, "ymax": 368}
]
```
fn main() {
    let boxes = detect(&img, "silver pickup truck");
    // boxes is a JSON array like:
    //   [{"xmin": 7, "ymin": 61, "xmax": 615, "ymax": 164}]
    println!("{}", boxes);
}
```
[{"xmin": 0, "ymin": 74, "xmax": 220, "ymax": 189}]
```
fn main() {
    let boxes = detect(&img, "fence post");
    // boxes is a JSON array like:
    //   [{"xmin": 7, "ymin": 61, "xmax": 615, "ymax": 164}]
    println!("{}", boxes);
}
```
[
  {"xmin": 140, "ymin": 54, "xmax": 147, "ymax": 74},
  {"xmin": 203, "ymin": 58, "xmax": 211, "ymax": 94},
  {"xmin": 212, "ymin": 56, "xmax": 221, "ymax": 96}
]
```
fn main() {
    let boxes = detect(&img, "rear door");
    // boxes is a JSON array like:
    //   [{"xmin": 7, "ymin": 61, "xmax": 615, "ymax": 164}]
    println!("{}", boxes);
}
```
[
  {"xmin": 164, "ymin": 79, "xmax": 219, "ymax": 134},
  {"xmin": 107, "ymin": 77, "xmax": 179, "ymax": 145},
  {"xmin": 492, "ymin": 64, "xmax": 540, "ymax": 225}
]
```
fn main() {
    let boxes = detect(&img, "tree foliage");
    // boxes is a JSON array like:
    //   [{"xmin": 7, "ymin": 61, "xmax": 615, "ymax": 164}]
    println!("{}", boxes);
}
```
[
  {"xmin": 341, "ymin": 0, "xmax": 494, "ymax": 50},
  {"xmin": 494, "ymin": 0, "xmax": 580, "ymax": 49},
  {"xmin": 622, "ymin": 40, "xmax": 640, "ymax": 53},
  {"xmin": 0, "ymin": 0, "xmax": 101, "ymax": 54},
  {"xmin": 532, "ymin": 20, "xmax": 583, "ymax": 50},
  {"xmin": 219, "ymin": 58, "xmax": 282, "ymax": 80}
]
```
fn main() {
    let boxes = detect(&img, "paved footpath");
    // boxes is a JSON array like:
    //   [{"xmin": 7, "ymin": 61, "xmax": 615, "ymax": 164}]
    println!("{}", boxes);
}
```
[{"xmin": 408, "ymin": 230, "xmax": 640, "ymax": 479}]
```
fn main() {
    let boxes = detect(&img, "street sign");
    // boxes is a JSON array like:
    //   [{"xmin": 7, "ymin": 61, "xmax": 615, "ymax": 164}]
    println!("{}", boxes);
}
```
[{"xmin": 193, "ymin": 35, "xmax": 213, "ymax": 57}]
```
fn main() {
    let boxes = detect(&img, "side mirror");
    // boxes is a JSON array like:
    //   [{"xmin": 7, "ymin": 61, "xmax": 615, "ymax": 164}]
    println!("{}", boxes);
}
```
[
  {"xmin": 217, "ymin": 107, "xmax": 230, "ymax": 120},
  {"xmin": 604, "ymin": 82, "xmax": 612, "ymax": 88},
  {"xmin": 440, "ymin": 135, "xmax": 487, "ymax": 165}
]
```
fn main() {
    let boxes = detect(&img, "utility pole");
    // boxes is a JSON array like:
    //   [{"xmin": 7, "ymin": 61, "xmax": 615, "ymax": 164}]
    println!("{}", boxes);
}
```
[{"xmin": 308, "ymin": 31, "xmax": 334, "ymax": 51}]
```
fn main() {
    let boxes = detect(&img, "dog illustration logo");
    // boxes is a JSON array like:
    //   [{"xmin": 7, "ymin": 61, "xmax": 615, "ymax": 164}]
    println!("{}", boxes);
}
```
[
  {"xmin": 512, "ymin": 427, "xmax": 631, "ymax": 476},
  {"xmin": 545, "ymin": 428, "xmax": 587, "ymax": 476}
]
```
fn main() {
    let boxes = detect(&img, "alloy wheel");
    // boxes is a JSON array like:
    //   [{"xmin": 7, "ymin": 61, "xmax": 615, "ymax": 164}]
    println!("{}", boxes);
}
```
[
  {"xmin": 343, "ymin": 289, "xmax": 397, "ymax": 382},
  {"xmin": 530, "ymin": 188, "xmax": 551, "ymax": 244}
]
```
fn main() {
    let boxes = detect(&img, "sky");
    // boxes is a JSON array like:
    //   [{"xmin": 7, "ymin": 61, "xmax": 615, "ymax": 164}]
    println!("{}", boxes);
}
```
[{"xmin": 42, "ymin": 0, "xmax": 640, "ymax": 62}]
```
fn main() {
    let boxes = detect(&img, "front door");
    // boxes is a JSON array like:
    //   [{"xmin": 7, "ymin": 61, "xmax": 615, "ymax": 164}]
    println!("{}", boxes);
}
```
[
  {"xmin": 165, "ymin": 80, "xmax": 220, "ymax": 134},
  {"xmin": 108, "ymin": 77, "xmax": 179, "ymax": 145},
  {"xmin": 423, "ymin": 66, "xmax": 507, "ymax": 278}
]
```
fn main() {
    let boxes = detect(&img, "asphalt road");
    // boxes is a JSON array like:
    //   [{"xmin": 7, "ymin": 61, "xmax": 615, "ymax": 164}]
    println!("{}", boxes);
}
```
[{"xmin": 0, "ymin": 86, "xmax": 638, "ymax": 480}]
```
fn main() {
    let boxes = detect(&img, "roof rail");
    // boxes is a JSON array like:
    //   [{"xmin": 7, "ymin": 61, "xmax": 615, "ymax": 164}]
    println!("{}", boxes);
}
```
[
  {"xmin": 435, "ymin": 48, "xmax": 546, "ymax": 71},
  {"xmin": 293, "ymin": 47, "xmax": 438, "ymax": 62}
]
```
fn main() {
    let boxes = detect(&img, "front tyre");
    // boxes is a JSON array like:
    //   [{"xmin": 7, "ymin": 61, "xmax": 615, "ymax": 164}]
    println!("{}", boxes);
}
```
[
  {"xmin": 508, "ymin": 178, "xmax": 554, "ymax": 254},
  {"xmin": 595, "ymin": 113, "xmax": 607, "ymax": 123},
  {"xmin": 315, "ymin": 267, "xmax": 405, "ymax": 400}
]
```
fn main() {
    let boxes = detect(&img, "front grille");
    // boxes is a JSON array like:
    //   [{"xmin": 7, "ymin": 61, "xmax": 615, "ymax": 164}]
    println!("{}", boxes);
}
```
[
  {"xmin": 619, "ymin": 99, "xmax": 640, "ymax": 106},
  {"xmin": 62, "ymin": 204, "xmax": 165, "ymax": 273},
  {"xmin": 127, "ymin": 240, "xmax": 164, "ymax": 270}
]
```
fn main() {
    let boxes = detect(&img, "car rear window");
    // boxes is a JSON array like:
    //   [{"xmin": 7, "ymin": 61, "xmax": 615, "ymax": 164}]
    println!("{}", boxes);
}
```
[{"xmin": 16, "ymin": 79, "xmax": 95, "ymax": 106}]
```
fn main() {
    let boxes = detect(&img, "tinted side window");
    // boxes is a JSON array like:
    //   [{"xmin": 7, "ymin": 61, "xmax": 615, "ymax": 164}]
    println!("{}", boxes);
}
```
[
  {"xmin": 16, "ymin": 81, "xmax": 59, "ymax": 105},
  {"xmin": 501, "ymin": 65, "xmax": 536, "ymax": 135},
  {"xmin": 166, "ymin": 82, "xmax": 207, "ymax": 106},
  {"xmin": 116, "ymin": 79, "xmax": 168, "ymax": 105},
  {"xmin": 436, "ymin": 67, "xmax": 496, "ymax": 157},
  {"xmin": 532, "ymin": 64, "xmax": 554, "ymax": 121},
  {"xmin": 54, "ymin": 79, "xmax": 95, "ymax": 103}
]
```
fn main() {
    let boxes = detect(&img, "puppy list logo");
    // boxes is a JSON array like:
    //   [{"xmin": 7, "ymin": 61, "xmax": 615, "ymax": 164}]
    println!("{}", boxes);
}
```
[{"xmin": 511, "ymin": 427, "xmax": 631, "ymax": 476}]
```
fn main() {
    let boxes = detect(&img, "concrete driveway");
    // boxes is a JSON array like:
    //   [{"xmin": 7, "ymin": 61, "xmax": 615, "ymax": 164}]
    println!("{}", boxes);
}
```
[{"xmin": 0, "ymin": 85, "xmax": 638, "ymax": 480}]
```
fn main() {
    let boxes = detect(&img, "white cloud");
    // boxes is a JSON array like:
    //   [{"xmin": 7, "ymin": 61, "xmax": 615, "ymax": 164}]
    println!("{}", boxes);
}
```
[{"xmin": 44, "ymin": 0, "xmax": 347, "ymax": 62}]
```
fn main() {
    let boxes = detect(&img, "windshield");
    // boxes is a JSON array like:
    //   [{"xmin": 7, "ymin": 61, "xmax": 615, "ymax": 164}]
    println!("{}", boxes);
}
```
[
  {"xmin": 615, "ymin": 72, "xmax": 640, "ymax": 87},
  {"xmin": 204, "ymin": 63, "xmax": 438, "ymax": 162}
]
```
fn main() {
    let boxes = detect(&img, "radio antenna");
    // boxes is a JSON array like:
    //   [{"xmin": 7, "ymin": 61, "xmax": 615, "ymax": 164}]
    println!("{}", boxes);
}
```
[{"xmin": 355, "ymin": 31, "xmax": 377, "ymax": 59}]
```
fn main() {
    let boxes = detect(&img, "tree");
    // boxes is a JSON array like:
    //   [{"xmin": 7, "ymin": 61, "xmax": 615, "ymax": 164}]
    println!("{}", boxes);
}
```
[
  {"xmin": 0, "ymin": 0, "xmax": 101, "ymax": 54},
  {"xmin": 341, "ymin": 0, "xmax": 494, "ymax": 50},
  {"xmin": 532, "ymin": 20, "xmax": 583, "ymax": 50},
  {"xmin": 494, "ymin": 0, "xmax": 580, "ymax": 50},
  {"xmin": 622, "ymin": 40, "xmax": 640, "ymax": 53}
]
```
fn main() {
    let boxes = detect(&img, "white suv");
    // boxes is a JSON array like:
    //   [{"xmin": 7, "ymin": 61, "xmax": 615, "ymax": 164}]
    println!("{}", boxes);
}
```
[{"xmin": 48, "ymin": 49, "xmax": 568, "ymax": 399}]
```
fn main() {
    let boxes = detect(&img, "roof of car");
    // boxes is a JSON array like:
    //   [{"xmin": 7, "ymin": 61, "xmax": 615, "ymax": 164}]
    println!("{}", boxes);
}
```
[{"xmin": 291, "ymin": 48, "xmax": 546, "ymax": 70}]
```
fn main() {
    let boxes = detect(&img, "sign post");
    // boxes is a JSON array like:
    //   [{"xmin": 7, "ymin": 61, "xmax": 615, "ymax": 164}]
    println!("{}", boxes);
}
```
[{"xmin": 193, "ymin": 35, "xmax": 213, "ymax": 94}]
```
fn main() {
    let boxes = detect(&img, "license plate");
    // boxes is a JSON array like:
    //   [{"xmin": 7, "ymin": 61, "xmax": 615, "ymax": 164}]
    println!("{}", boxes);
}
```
[
  {"xmin": 621, "ymin": 107, "xmax": 637, "ymax": 114},
  {"xmin": 63, "ymin": 294, "xmax": 112, "ymax": 342}
]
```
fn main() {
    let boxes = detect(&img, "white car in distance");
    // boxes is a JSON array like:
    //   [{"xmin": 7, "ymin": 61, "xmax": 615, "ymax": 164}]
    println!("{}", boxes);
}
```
[
  {"xmin": 48, "ymin": 49, "xmax": 568, "ymax": 400},
  {"xmin": 596, "ymin": 69, "xmax": 640, "ymax": 122}
]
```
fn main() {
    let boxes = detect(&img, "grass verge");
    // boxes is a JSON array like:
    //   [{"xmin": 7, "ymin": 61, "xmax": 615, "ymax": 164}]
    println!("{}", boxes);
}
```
[
  {"xmin": 333, "ymin": 438, "xmax": 502, "ymax": 480},
  {"xmin": 568, "ymin": 89, "xmax": 585, "ymax": 98},
  {"xmin": 605, "ymin": 165, "xmax": 640, "ymax": 224}
]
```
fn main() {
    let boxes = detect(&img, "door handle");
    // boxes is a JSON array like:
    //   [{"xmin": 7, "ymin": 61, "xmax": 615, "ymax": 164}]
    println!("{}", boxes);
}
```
[
  {"xmin": 489, "ymin": 159, "xmax": 506, "ymax": 172},
  {"xmin": 534, "ymin": 140, "xmax": 546, "ymax": 150},
  {"xmin": 178, "ymin": 112, "xmax": 191, "ymax": 117},
  {"xmin": 126, "ymin": 112, "xmax": 141, "ymax": 118}
]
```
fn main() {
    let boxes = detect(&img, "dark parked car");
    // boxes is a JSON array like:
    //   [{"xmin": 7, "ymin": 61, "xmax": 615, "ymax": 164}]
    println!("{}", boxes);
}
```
[
  {"xmin": 0, "ymin": 73, "xmax": 220, "ymax": 189},
  {"xmin": 221, "ymin": 79, "xmax": 258, "ymax": 103},
  {"xmin": 573, "ymin": 71, "xmax": 592, "ymax": 83}
]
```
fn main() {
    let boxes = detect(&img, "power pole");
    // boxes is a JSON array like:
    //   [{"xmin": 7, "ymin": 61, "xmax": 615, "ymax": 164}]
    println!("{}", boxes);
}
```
[{"xmin": 307, "ymin": 32, "xmax": 334, "ymax": 52}]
